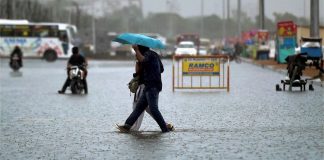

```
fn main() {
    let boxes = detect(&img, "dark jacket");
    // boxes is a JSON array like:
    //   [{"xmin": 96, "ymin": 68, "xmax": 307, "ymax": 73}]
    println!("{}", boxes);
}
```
[
  {"xmin": 10, "ymin": 47, "xmax": 23, "ymax": 66},
  {"xmin": 141, "ymin": 50, "xmax": 164, "ymax": 91},
  {"xmin": 68, "ymin": 54, "xmax": 86, "ymax": 66}
]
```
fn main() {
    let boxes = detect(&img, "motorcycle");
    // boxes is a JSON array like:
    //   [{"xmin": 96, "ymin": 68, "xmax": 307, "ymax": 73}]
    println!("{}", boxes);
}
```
[
  {"xmin": 9, "ymin": 54, "xmax": 21, "ymax": 71},
  {"xmin": 69, "ymin": 65, "xmax": 85, "ymax": 94}
]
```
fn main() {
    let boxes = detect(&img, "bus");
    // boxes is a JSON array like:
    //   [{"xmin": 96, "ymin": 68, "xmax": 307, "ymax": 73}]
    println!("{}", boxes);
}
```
[{"xmin": 0, "ymin": 19, "xmax": 77, "ymax": 61}]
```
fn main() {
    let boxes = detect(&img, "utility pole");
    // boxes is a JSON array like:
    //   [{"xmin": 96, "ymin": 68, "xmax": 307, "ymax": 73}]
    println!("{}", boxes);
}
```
[
  {"xmin": 310, "ymin": 0, "xmax": 319, "ymax": 37},
  {"xmin": 55, "ymin": 0, "xmax": 63, "ymax": 22},
  {"xmin": 227, "ymin": 0, "xmax": 230, "ymax": 20},
  {"xmin": 125, "ymin": 0, "xmax": 143, "ymax": 32},
  {"xmin": 227, "ymin": 0, "xmax": 230, "ymax": 37},
  {"xmin": 11, "ymin": 0, "xmax": 15, "ymax": 19},
  {"xmin": 237, "ymin": 0, "xmax": 241, "ymax": 38},
  {"xmin": 72, "ymin": 1, "xmax": 81, "ymax": 29},
  {"xmin": 166, "ymin": 0, "xmax": 174, "ymax": 38},
  {"xmin": 6, "ymin": 0, "xmax": 11, "ymax": 19},
  {"xmin": 303, "ymin": 0, "xmax": 306, "ymax": 20},
  {"xmin": 200, "ymin": 0, "xmax": 204, "ymax": 37},
  {"xmin": 52, "ymin": 0, "xmax": 58, "ymax": 21},
  {"xmin": 138, "ymin": 0, "xmax": 143, "ymax": 17},
  {"xmin": 259, "ymin": 0, "xmax": 265, "ymax": 29},
  {"xmin": 92, "ymin": 0, "xmax": 96, "ymax": 54},
  {"xmin": 138, "ymin": 0, "xmax": 144, "ymax": 33},
  {"xmin": 222, "ymin": 0, "xmax": 226, "ymax": 42},
  {"xmin": 6, "ymin": 0, "xmax": 14, "ymax": 19},
  {"xmin": 125, "ymin": 0, "xmax": 131, "ymax": 32}
]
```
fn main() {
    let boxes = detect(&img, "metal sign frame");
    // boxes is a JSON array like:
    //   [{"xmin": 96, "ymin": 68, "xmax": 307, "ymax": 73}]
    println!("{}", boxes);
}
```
[{"xmin": 172, "ymin": 55, "xmax": 230, "ymax": 92}]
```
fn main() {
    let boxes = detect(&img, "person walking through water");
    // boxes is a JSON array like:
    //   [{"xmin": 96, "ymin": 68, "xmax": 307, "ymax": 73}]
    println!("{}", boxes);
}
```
[
  {"xmin": 117, "ymin": 45, "xmax": 170, "ymax": 133},
  {"xmin": 130, "ymin": 61, "xmax": 174, "ymax": 131}
]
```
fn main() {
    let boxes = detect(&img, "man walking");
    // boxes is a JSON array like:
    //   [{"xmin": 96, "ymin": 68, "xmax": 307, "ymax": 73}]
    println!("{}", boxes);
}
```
[{"xmin": 117, "ymin": 45, "xmax": 169, "ymax": 133}]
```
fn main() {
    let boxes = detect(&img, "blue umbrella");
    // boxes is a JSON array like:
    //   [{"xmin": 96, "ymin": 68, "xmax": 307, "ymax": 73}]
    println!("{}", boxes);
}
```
[{"xmin": 113, "ymin": 33, "xmax": 165, "ymax": 49}]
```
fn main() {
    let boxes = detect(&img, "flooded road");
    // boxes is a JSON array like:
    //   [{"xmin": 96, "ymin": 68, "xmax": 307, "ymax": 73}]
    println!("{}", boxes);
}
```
[{"xmin": 1, "ymin": 59, "xmax": 323, "ymax": 159}]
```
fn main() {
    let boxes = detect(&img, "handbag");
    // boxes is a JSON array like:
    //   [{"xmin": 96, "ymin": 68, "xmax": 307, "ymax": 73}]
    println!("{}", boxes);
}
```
[{"xmin": 128, "ymin": 75, "xmax": 140, "ymax": 93}]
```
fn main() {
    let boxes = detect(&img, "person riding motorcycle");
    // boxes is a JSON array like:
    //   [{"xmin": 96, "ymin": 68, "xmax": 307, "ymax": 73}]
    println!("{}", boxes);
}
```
[
  {"xmin": 9, "ymin": 46, "xmax": 23, "ymax": 68},
  {"xmin": 58, "ymin": 47, "xmax": 88, "ymax": 94}
]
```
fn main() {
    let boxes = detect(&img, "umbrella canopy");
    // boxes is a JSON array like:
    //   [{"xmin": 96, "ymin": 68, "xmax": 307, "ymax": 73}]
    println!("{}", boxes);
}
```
[{"xmin": 113, "ymin": 33, "xmax": 165, "ymax": 49}]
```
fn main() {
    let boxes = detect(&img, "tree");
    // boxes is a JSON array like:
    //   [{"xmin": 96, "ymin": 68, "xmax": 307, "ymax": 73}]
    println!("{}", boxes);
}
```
[
  {"xmin": 255, "ymin": 15, "xmax": 276, "ymax": 32},
  {"xmin": 273, "ymin": 12, "xmax": 309, "ymax": 26}
]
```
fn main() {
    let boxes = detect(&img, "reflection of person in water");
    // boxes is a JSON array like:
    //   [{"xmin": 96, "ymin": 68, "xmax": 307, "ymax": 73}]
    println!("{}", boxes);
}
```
[{"xmin": 61, "ymin": 34, "xmax": 69, "ymax": 55}]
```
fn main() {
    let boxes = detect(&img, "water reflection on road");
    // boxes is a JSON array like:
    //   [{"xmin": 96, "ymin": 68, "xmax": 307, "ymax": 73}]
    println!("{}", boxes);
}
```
[{"xmin": 0, "ymin": 59, "xmax": 323, "ymax": 159}]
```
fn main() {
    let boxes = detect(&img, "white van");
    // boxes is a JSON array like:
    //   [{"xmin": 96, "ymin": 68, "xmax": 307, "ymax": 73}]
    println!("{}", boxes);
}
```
[{"xmin": 175, "ymin": 41, "xmax": 197, "ymax": 56}]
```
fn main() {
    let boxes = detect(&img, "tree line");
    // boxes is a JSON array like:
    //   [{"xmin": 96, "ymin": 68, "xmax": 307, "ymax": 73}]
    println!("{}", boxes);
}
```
[{"xmin": 0, "ymin": 0, "xmax": 309, "ymax": 53}]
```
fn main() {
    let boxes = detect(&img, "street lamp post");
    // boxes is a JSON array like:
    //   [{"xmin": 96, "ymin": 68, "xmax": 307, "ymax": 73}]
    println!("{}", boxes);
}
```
[
  {"xmin": 166, "ymin": 0, "xmax": 174, "ymax": 38},
  {"xmin": 222, "ymin": 0, "xmax": 226, "ymax": 42},
  {"xmin": 92, "ymin": 1, "xmax": 96, "ymax": 54},
  {"xmin": 11, "ymin": 0, "xmax": 15, "ymax": 19},
  {"xmin": 310, "ymin": 0, "xmax": 319, "ymax": 37},
  {"xmin": 259, "ymin": 0, "xmax": 265, "ymax": 29},
  {"xmin": 200, "ymin": 0, "xmax": 204, "ymax": 37},
  {"xmin": 237, "ymin": 0, "xmax": 241, "ymax": 37},
  {"xmin": 72, "ymin": 1, "xmax": 80, "ymax": 29}
]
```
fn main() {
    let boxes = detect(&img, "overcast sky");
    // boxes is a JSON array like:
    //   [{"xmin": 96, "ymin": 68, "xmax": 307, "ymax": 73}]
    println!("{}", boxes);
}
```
[{"xmin": 142, "ymin": 0, "xmax": 324, "ymax": 24}]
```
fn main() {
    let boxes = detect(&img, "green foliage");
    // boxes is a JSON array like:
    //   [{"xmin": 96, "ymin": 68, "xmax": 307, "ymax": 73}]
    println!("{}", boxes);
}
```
[
  {"xmin": 0, "ymin": 1, "xmax": 311, "ymax": 53},
  {"xmin": 273, "ymin": 12, "xmax": 309, "ymax": 26}
]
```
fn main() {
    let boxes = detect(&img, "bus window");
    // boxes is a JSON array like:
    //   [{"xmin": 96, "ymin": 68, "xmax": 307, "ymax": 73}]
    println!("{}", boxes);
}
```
[
  {"xmin": 49, "ymin": 26, "xmax": 59, "ymax": 37},
  {"xmin": 58, "ymin": 31, "xmax": 69, "ymax": 55},
  {"xmin": 0, "ymin": 25, "xmax": 15, "ymax": 37},
  {"xmin": 33, "ymin": 25, "xmax": 58, "ymax": 37},
  {"xmin": 67, "ymin": 27, "xmax": 76, "ymax": 40},
  {"xmin": 15, "ymin": 25, "xmax": 32, "ymax": 37},
  {"xmin": 34, "ymin": 26, "xmax": 49, "ymax": 37},
  {"xmin": 59, "ymin": 31, "xmax": 69, "ymax": 42}
]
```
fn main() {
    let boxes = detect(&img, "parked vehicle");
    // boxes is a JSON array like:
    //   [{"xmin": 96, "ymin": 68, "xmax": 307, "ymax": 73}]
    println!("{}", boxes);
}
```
[
  {"xmin": 220, "ymin": 47, "xmax": 234, "ymax": 55},
  {"xmin": 198, "ymin": 46, "xmax": 208, "ymax": 55},
  {"xmin": 176, "ymin": 33, "xmax": 200, "ymax": 53},
  {"xmin": 175, "ymin": 41, "xmax": 197, "ymax": 56},
  {"xmin": 199, "ymin": 38, "xmax": 211, "ymax": 55}
]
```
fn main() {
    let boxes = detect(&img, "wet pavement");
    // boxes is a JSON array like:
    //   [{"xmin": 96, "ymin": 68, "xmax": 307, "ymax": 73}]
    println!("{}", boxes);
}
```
[{"xmin": 0, "ymin": 59, "xmax": 323, "ymax": 160}]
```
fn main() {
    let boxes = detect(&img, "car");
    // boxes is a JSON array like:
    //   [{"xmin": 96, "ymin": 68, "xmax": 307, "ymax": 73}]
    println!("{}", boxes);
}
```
[
  {"xmin": 198, "ymin": 46, "xmax": 208, "ymax": 55},
  {"xmin": 220, "ymin": 47, "xmax": 234, "ymax": 56},
  {"xmin": 209, "ymin": 47, "xmax": 220, "ymax": 55},
  {"xmin": 175, "ymin": 41, "xmax": 197, "ymax": 56},
  {"xmin": 110, "ymin": 41, "xmax": 134, "ymax": 57}
]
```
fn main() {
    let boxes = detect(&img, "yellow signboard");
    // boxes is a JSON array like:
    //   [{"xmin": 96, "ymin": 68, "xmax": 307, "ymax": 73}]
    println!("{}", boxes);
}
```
[{"xmin": 182, "ymin": 58, "xmax": 220, "ymax": 76}]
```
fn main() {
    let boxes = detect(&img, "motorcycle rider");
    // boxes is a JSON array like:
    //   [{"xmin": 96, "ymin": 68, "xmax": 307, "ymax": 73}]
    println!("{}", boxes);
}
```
[
  {"xmin": 58, "ymin": 46, "xmax": 88, "ymax": 94},
  {"xmin": 9, "ymin": 46, "xmax": 23, "ymax": 68}
]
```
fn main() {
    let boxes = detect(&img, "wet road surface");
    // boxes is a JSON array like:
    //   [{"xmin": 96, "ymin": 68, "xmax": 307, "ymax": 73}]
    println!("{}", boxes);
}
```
[{"xmin": 1, "ymin": 59, "xmax": 323, "ymax": 159}]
